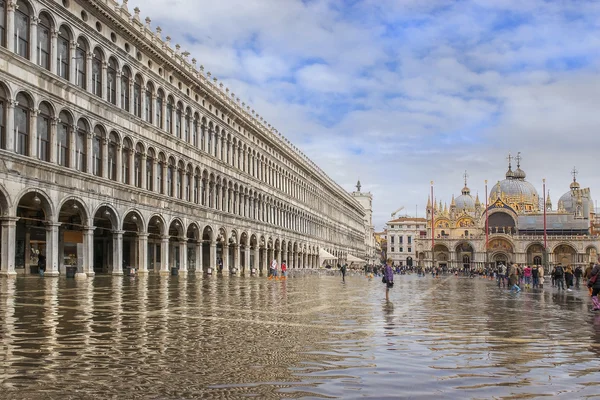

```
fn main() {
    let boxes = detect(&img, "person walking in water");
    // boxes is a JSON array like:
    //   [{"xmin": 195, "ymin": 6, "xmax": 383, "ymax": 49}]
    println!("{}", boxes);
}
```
[
  {"xmin": 588, "ymin": 257, "xmax": 600, "ymax": 311},
  {"xmin": 509, "ymin": 263, "xmax": 521, "ymax": 292},
  {"xmin": 269, "ymin": 258, "xmax": 278, "ymax": 280},
  {"xmin": 383, "ymin": 258, "xmax": 394, "ymax": 300},
  {"xmin": 340, "ymin": 263, "xmax": 347, "ymax": 283}
]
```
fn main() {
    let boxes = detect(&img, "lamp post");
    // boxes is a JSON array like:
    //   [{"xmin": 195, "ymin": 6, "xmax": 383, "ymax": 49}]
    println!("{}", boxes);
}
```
[{"xmin": 431, "ymin": 181, "xmax": 435, "ymax": 269}]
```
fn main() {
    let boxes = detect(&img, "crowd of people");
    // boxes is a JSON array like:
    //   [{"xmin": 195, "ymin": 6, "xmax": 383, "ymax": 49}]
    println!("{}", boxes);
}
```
[{"xmin": 365, "ymin": 258, "xmax": 600, "ymax": 311}]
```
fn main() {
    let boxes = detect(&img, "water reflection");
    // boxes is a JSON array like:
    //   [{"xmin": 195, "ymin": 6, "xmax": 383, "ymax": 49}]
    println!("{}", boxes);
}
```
[{"xmin": 1, "ymin": 274, "xmax": 600, "ymax": 398}]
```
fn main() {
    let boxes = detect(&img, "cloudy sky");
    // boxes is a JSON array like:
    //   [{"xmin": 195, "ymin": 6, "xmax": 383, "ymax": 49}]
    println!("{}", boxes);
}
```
[{"xmin": 130, "ymin": 0, "xmax": 600, "ymax": 230}]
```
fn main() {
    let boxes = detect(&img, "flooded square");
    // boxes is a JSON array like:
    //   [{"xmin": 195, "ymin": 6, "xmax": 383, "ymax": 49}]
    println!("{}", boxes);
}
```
[{"xmin": 1, "ymin": 273, "xmax": 599, "ymax": 399}]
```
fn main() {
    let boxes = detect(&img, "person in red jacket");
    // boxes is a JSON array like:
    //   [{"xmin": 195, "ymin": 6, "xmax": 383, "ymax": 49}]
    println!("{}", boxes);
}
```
[{"xmin": 281, "ymin": 260, "xmax": 287, "ymax": 279}]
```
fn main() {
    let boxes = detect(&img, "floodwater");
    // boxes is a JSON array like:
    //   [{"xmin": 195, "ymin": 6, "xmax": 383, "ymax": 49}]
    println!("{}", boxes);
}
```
[{"xmin": 1, "ymin": 272, "xmax": 600, "ymax": 399}]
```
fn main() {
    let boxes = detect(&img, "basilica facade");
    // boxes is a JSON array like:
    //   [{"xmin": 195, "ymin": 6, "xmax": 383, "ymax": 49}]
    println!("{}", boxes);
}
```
[
  {"xmin": 416, "ymin": 156, "xmax": 598, "ymax": 270},
  {"xmin": 0, "ymin": 0, "xmax": 367, "ymax": 277}
]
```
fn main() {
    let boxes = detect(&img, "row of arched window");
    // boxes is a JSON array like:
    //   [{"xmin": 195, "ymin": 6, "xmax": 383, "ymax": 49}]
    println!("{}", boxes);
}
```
[{"xmin": 0, "ymin": 0, "xmax": 362, "ymax": 237}]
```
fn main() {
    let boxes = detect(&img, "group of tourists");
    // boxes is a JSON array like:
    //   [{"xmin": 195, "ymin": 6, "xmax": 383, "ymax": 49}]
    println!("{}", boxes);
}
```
[{"xmin": 267, "ymin": 259, "xmax": 288, "ymax": 280}]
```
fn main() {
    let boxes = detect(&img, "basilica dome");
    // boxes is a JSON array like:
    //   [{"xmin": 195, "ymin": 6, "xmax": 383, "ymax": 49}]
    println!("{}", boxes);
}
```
[
  {"xmin": 558, "ymin": 177, "xmax": 593, "ymax": 217},
  {"xmin": 490, "ymin": 159, "xmax": 540, "ymax": 212},
  {"xmin": 455, "ymin": 186, "xmax": 475, "ymax": 211}
]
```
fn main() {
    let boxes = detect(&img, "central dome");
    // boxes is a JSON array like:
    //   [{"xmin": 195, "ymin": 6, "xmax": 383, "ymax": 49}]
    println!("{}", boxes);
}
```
[{"xmin": 490, "ymin": 157, "xmax": 540, "ymax": 212}]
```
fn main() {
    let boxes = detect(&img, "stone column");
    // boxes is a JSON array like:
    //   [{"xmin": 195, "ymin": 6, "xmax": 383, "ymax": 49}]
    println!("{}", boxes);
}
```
[
  {"xmin": 101, "ymin": 138, "xmax": 108, "ymax": 179},
  {"xmin": 86, "ymin": 53, "xmax": 93, "ymax": 93},
  {"xmin": 69, "ymin": 41, "xmax": 77, "ymax": 85},
  {"xmin": 222, "ymin": 244, "xmax": 229, "ymax": 272},
  {"xmin": 115, "ymin": 71, "xmax": 122, "ymax": 108},
  {"xmin": 86, "ymin": 130, "xmax": 93, "ymax": 174},
  {"xmin": 128, "ymin": 149, "xmax": 135, "ymax": 186},
  {"xmin": 6, "ymin": 1, "xmax": 15, "ymax": 54},
  {"xmin": 244, "ymin": 247, "xmax": 250, "ymax": 272},
  {"xmin": 195, "ymin": 242, "xmax": 202, "ymax": 274},
  {"xmin": 160, "ymin": 236, "xmax": 169, "ymax": 275},
  {"xmin": 101, "ymin": 62, "xmax": 108, "ymax": 101},
  {"xmin": 47, "ymin": 117, "xmax": 57, "ymax": 163},
  {"xmin": 111, "ymin": 230, "xmax": 124, "ymax": 275},
  {"xmin": 140, "ymin": 153, "xmax": 147, "ymax": 190},
  {"xmin": 209, "ymin": 242, "xmax": 216, "ymax": 271},
  {"xmin": 50, "ymin": 30, "xmax": 58, "ymax": 75},
  {"xmin": 234, "ymin": 244, "xmax": 240, "ymax": 271},
  {"xmin": 179, "ymin": 238, "xmax": 187, "ymax": 276},
  {"xmin": 253, "ymin": 246, "xmax": 259, "ymax": 272},
  {"xmin": 129, "ymin": 82, "xmax": 134, "ymax": 115},
  {"xmin": 171, "ymin": 168, "xmax": 177, "ymax": 198},
  {"xmin": 30, "ymin": 16, "xmax": 38, "ymax": 64},
  {"xmin": 45, "ymin": 222, "xmax": 60, "ymax": 276},
  {"xmin": 115, "ymin": 143, "xmax": 122, "ymax": 182},
  {"xmin": 5, "ymin": 100, "xmax": 15, "ymax": 152},
  {"xmin": 137, "ymin": 233, "xmax": 148, "ymax": 273},
  {"xmin": 159, "ymin": 162, "xmax": 166, "ymax": 194},
  {"xmin": 83, "ymin": 227, "xmax": 95, "ymax": 276},
  {"xmin": 0, "ymin": 218, "xmax": 18, "ymax": 276},
  {"xmin": 29, "ymin": 108, "xmax": 38, "ymax": 158}
]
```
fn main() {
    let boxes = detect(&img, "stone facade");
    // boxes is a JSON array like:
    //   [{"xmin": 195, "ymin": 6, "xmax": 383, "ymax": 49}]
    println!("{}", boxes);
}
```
[
  {"xmin": 0, "ymin": 0, "xmax": 366, "ymax": 276},
  {"xmin": 385, "ymin": 217, "xmax": 426, "ymax": 266}
]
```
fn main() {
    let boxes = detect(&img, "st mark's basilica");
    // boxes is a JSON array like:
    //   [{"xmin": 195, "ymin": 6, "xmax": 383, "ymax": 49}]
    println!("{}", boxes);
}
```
[{"xmin": 417, "ymin": 154, "xmax": 598, "ymax": 270}]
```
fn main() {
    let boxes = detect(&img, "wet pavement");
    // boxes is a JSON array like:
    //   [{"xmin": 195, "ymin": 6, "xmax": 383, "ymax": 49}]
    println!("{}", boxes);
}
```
[{"xmin": 1, "ymin": 272, "xmax": 599, "ymax": 399}]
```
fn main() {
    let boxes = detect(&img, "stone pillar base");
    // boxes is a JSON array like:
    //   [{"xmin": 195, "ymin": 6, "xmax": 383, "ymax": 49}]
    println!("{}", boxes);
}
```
[
  {"xmin": 137, "ymin": 270, "xmax": 149, "ymax": 275},
  {"xmin": 0, "ymin": 271, "xmax": 17, "ymax": 277},
  {"xmin": 112, "ymin": 271, "xmax": 124, "ymax": 276},
  {"xmin": 75, "ymin": 272, "xmax": 88, "ymax": 280},
  {"xmin": 159, "ymin": 270, "xmax": 170, "ymax": 276},
  {"xmin": 44, "ymin": 271, "xmax": 60, "ymax": 277},
  {"xmin": 86, "ymin": 272, "xmax": 96, "ymax": 277},
  {"xmin": 179, "ymin": 270, "xmax": 188, "ymax": 277}
]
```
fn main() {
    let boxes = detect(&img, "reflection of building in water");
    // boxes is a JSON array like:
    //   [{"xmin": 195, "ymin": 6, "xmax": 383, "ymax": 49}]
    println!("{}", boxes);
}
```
[
  {"xmin": 0, "ymin": 0, "xmax": 366, "ymax": 278},
  {"xmin": 416, "ymin": 155, "xmax": 598, "ymax": 269}
]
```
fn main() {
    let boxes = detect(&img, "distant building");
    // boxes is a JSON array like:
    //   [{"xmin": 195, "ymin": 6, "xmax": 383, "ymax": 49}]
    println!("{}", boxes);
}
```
[
  {"xmin": 416, "ymin": 155, "xmax": 598, "ymax": 270},
  {"xmin": 385, "ymin": 217, "xmax": 427, "ymax": 266},
  {"xmin": 351, "ymin": 180, "xmax": 378, "ymax": 264}
]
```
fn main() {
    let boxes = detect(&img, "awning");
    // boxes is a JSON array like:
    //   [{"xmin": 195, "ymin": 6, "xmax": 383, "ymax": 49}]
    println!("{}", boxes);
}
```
[
  {"xmin": 346, "ymin": 254, "xmax": 365, "ymax": 263},
  {"xmin": 319, "ymin": 248, "xmax": 337, "ymax": 261}
]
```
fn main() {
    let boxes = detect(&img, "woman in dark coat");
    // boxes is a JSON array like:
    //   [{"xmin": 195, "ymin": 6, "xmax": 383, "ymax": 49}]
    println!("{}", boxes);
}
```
[
  {"xmin": 383, "ymin": 259, "xmax": 394, "ymax": 301},
  {"xmin": 589, "ymin": 262, "xmax": 600, "ymax": 311}
]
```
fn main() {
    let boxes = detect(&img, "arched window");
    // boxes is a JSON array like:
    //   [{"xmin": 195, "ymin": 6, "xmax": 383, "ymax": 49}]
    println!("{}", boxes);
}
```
[
  {"xmin": 107, "ymin": 57, "xmax": 117, "ymax": 105},
  {"xmin": 0, "ymin": 1, "xmax": 5, "ymax": 47},
  {"xmin": 133, "ymin": 75, "xmax": 142, "ymax": 118},
  {"xmin": 14, "ymin": 0, "xmax": 30, "ymax": 58},
  {"xmin": 134, "ymin": 143, "xmax": 143, "ymax": 188},
  {"xmin": 193, "ymin": 170, "xmax": 199, "ymax": 203},
  {"xmin": 37, "ymin": 13, "xmax": 52, "ymax": 69},
  {"xmin": 75, "ymin": 38, "xmax": 87, "ymax": 89},
  {"xmin": 144, "ymin": 82, "xmax": 153, "ymax": 123},
  {"xmin": 37, "ymin": 102, "xmax": 52, "ymax": 161},
  {"xmin": 175, "ymin": 102, "xmax": 182, "ymax": 139},
  {"xmin": 207, "ymin": 124, "xmax": 212, "ymax": 153},
  {"xmin": 15, "ymin": 92, "xmax": 30, "ymax": 156},
  {"xmin": 108, "ymin": 132, "xmax": 118, "ymax": 181},
  {"xmin": 92, "ymin": 125, "xmax": 103, "ymax": 177},
  {"xmin": 533, "ymin": 256, "xmax": 542, "ymax": 265},
  {"xmin": 166, "ymin": 96, "xmax": 174, "ymax": 134},
  {"xmin": 176, "ymin": 162, "xmax": 183, "ymax": 199},
  {"xmin": 75, "ymin": 119, "xmax": 87, "ymax": 172},
  {"xmin": 0, "ymin": 85, "xmax": 7, "ymax": 149},
  {"xmin": 122, "ymin": 139, "xmax": 132, "ymax": 184},
  {"xmin": 57, "ymin": 26, "xmax": 70, "ymax": 80},
  {"xmin": 156, "ymin": 89, "xmax": 163, "ymax": 129},
  {"xmin": 214, "ymin": 129, "xmax": 219, "ymax": 157},
  {"xmin": 121, "ymin": 67, "xmax": 130, "ymax": 112},
  {"xmin": 57, "ymin": 111, "xmax": 71, "ymax": 167},
  {"xmin": 200, "ymin": 120, "xmax": 206, "ymax": 151},
  {"xmin": 146, "ymin": 149, "xmax": 154, "ymax": 191}
]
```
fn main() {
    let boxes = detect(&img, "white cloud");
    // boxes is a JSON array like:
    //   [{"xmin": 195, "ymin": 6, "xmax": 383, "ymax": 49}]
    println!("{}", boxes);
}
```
[{"xmin": 129, "ymin": 0, "xmax": 600, "ymax": 229}]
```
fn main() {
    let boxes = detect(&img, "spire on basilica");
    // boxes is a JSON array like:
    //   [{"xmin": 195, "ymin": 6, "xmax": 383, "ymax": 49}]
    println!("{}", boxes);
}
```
[
  {"xmin": 356, "ymin": 179, "xmax": 362, "ymax": 192},
  {"xmin": 505, "ymin": 153, "xmax": 515, "ymax": 179},
  {"xmin": 545, "ymin": 190, "xmax": 552, "ymax": 211},
  {"xmin": 461, "ymin": 170, "xmax": 470, "ymax": 195},
  {"xmin": 514, "ymin": 152, "xmax": 526, "ymax": 180},
  {"xmin": 427, "ymin": 195, "xmax": 431, "ymax": 209},
  {"xmin": 570, "ymin": 167, "xmax": 580, "ymax": 191},
  {"xmin": 451, "ymin": 194, "xmax": 456, "ymax": 207},
  {"xmin": 475, "ymin": 193, "xmax": 481, "ymax": 206}
]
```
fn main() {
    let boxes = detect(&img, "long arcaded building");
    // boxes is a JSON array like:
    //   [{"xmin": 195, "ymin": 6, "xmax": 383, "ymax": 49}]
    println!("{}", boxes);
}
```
[{"xmin": 0, "ymin": 0, "xmax": 367, "ymax": 276}]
